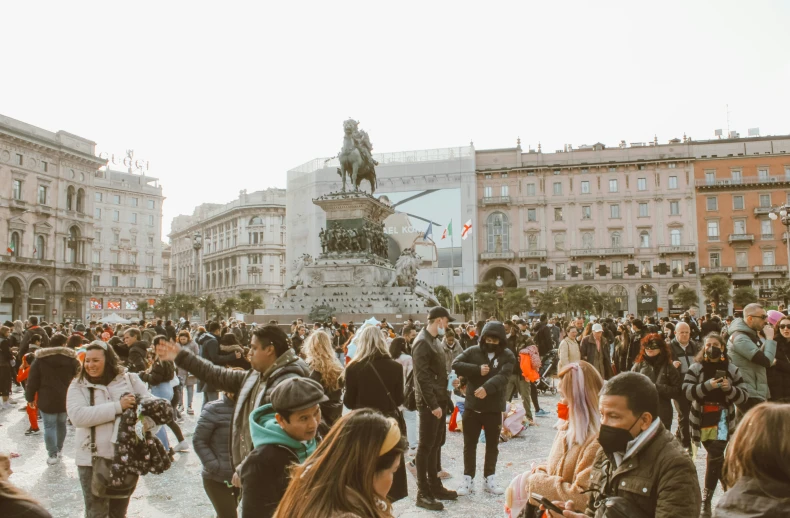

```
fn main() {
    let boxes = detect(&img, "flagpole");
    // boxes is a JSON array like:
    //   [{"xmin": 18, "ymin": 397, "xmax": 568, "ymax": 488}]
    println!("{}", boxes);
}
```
[{"xmin": 449, "ymin": 219, "xmax": 455, "ymax": 314}]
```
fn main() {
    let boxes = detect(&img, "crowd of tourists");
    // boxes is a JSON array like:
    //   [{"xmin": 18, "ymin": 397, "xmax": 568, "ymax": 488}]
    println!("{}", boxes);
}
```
[{"xmin": 1, "ymin": 304, "xmax": 789, "ymax": 517}]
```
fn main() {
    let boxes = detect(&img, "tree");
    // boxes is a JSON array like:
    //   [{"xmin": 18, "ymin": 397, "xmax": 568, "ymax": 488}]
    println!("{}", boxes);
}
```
[
  {"xmin": 502, "ymin": 288, "xmax": 530, "ymax": 319},
  {"xmin": 702, "ymin": 275, "xmax": 732, "ymax": 314},
  {"xmin": 671, "ymin": 286, "xmax": 699, "ymax": 310},
  {"xmin": 593, "ymin": 293, "xmax": 619, "ymax": 317},
  {"xmin": 237, "ymin": 291, "xmax": 264, "ymax": 314},
  {"xmin": 474, "ymin": 282, "xmax": 499, "ymax": 320},
  {"xmin": 563, "ymin": 285, "xmax": 596, "ymax": 316},
  {"xmin": 733, "ymin": 286, "xmax": 759, "ymax": 309},
  {"xmin": 434, "ymin": 285, "xmax": 453, "ymax": 310},
  {"xmin": 198, "ymin": 295, "xmax": 221, "ymax": 322},
  {"xmin": 173, "ymin": 294, "xmax": 197, "ymax": 319},
  {"xmin": 220, "ymin": 297, "xmax": 239, "ymax": 318},
  {"xmin": 154, "ymin": 295, "xmax": 175, "ymax": 319},
  {"xmin": 454, "ymin": 293, "xmax": 473, "ymax": 321},
  {"xmin": 137, "ymin": 300, "xmax": 150, "ymax": 319},
  {"xmin": 774, "ymin": 281, "xmax": 790, "ymax": 306},
  {"xmin": 533, "ymin": 287, "xmax": 564, "ymax": 316}
]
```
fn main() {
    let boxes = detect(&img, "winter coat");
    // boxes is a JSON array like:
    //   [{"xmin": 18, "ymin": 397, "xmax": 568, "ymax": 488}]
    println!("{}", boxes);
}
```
[
  {"xmin": 66, "ymin": 371, "xmax": 152, "ymax": 466},
  {"xmin": 177, "ymin": 340, "xmax": 200, "ymax": 385},
  {"xmin": 165, "ymin": 324, "xmax": 177, "ymax": 341},
  {"xmin": 309, "ymin": 369, "xmax": 343, "ymax": 432},
  {"xmin": 126, "ymin": 340, "xmax": 150, "ymax": 374},
  {"xmin": 585, "ymin": 420, "xmax": 701, "ymax": 518},
  {"xmin": 198, "ymin": 333, "xmax": 237, "ymax": 393},
  {"xmin": 682, "ymin": 361, "xmax": 748, "ymax": 444},
  {"xmin": 175, "ymin": 347, "xmax": 310, "ymax": 469},
  {"xmin": 139, "ymin": 359, "xmax": 175, "ymax": 387},
  {"xmin": 631, "ymin": 355, "xmax": 682, "ymax": 428},
  {"xmin": 0, "ymin": 337, "xmax": 12, "ymax": 368},
  {"xmin": 669, "ymin": 338, "xmax": 700, "ymax": 377},
  {"xmin": 344, "ymin": 355, "xmax": 404, "ymax": 415},
  {"xmin": 519, "ymin": 345, "xmax": 541, "ymax": 383},
  {"xmin": 714, "ymin": 476, "xmax": 790, "ymax": 518},
  {"xmin": 558, "ymin": 337, "xmax": 581, "ymax": 372},
  {"xmin": 193, "ymin": 394, "xmax": 235, "ymax": 483},
  {"xmin": 221, "ymin": 344, "xmax": 251, "ymax": 370},
  {"xmin": 442, "ymin": 338, "xmax": 463, "ymax": 375},
  {"xmin": 412, "ymin": 328, "xmax": 450, "ymax": 410},
  {"xmin": 24, "ymin": 347, "xmax": 80, "ymax": 413},
  {"xmin": 727, "ymin": 319, "xmax": 777, "ymax": 401},
  {"xmin": 0, "ymin": 499, "xmax": 53, "ymax": 518},
  {"xmin": 767, "ymin": 335, "xmax": 790, "ymax": 402},
  {"xmin": 534, "ymin": 322, "xmax": 554, "ymax": 356},
  {"xmin": 19, "ymin": 326, "xmax": 50, "ymax": 356},
  {"xmin": 580, "ymin": 335, "xmax": 613, "ymax": 380},
  {"xmin": 452, "ymin": 322, "xmax": 516, "ymax": 413},
  {"xmin": 141, "ymin": 327, "xmax": 157, "ymax": 344}
]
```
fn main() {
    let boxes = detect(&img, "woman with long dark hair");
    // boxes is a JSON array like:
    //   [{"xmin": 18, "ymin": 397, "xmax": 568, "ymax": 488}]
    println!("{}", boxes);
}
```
[
  {"xmin": 630, "ymin": 333, "xmax": 681, "ymax": 428},
  {"xmin": 768, "ymin": 316, "xmax": 790, "ymax": 402},
  {"xmin": 612, "ymin": 323, "xmax": 632, "ymax": 375}
]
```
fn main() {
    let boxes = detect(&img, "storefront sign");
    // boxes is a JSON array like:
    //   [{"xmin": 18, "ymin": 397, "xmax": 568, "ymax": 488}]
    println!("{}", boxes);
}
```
[{"xmin": 637, "ymin": 296, "xmax": 658, "ymax": 311}]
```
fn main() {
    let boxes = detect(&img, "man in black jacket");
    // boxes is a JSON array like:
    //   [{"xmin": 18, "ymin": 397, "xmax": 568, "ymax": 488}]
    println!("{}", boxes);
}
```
[
  {"xmin": 668, "ymin": 322, "xmax": 699, "ymax": 452},
  {"xmin": 17, "ymin": 316, "xmax": 50, "ymax": 363},
  {"xmin": 412, "ymin": 307, "xmax": 457, "ymax": 511},
  {"xmin": 452, "ymin": 321, "xmax": 515, "ymax": 497},
  {"xmin": 123, "ymin": 328, "xmax": 150, "ymax": 374},
  {"xmin": 533, "ymin": 314, "xmax": 554, "ymax": 356},
  {"xmin": 154, "ymin": 319, "xmax": 167, "ymax": 337},
  {"xmin": 200, "ymin": 321, "xmax": 240, "ymax": 406}
]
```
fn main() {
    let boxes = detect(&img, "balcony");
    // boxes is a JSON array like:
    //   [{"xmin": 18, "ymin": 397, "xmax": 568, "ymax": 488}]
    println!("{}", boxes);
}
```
[
  {"xmin": 641, "ymin": 272, "xmax": 652, "ymax": 278},
  {"xmin": 582, "ymin": 273, "xmax": 594, "ymax": 280},
  {"xmin": 570, "ymin": 247, "xmax": 635, "ymax": 258},
  {"xmin": 518, "ymin": 249, "xmax": 547, "ymax": 260},
  {"xmin": 146, "ymin": 266, "xmax": 156, "ymax": 273},
  {"xmin": 612, "ymin": 273, "xmax": 624, "ymax": 279},
  {"xmin": 555, "ymin": 274, "xmax": 566, "ymax": 280},
  {"xmin": 9, "ymin": 199, "xmax": 27, "ymax": 211},
  {"xmin": 658, "ymin": 245, "xmax": 696, "ymax": 255},
  {"xmin": 696, "ymin": 176, "xmax": 790, "ymax": 188},
  {"xmin": 35, "ymin": 205, "xmax": 53, "ymax": 216},
  {"xmin": 762, "ymin": 234, "xmax": 775, "ymax": 240},
  {"xmin": 480, "ymin": 251, "xmax": 516, "ymax": 261},
  {"xmin": 480, "ymin": 196, "xmax": 511, "ymax": 207},
  {"xmin": 700, "ymin": 266, "xmax": 733, "ymax": 276},
  {"xmin": 728, "ymin": 234, "xmax": 754, "ymax": 244},
  {"xmin": 111, "ymin": 263, "xmax": 140, "ymax": 273},
  {"xmin": 0, "ymin": 256, "xmax": 55, "ymax": 269},
  {"xmin": 754, "ymin": 207, "xmax": 774, "ymax": 215},
  {"xmin": 754, "ymin": 265, "xmax": 788, "ymax": 275}
]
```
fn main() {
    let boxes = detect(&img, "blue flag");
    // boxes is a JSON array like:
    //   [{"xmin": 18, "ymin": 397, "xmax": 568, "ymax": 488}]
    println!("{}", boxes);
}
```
[{"xmin": 424, "ymin": 222, "xmax": 433, "ymax": 240}]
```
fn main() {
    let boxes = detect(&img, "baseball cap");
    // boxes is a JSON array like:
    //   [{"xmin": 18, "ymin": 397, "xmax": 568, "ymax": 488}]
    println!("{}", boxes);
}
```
[
  {"xmin": 270, "ymin": 377, "xmax": 328, "ymax": 413},
  {"xmin": 592, "ymin": 323, "xmax": 604, "ymax": 332},
  {"xmin": 428, "ymin": 307, "xmax": 455, "ymax": 322}
]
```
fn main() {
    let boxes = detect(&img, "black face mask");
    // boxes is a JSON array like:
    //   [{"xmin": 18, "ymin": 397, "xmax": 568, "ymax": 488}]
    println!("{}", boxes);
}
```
[
  {"xmin": 706, "ymin": 346, "xmax": 722, "ymax": 360},
  {"xmin": 598, "ymin": 415, "xmax": 642, "ymax": 457}
]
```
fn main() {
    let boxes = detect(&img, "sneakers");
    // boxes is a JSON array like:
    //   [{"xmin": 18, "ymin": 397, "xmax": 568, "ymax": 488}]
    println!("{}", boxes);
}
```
[
  {"xmin": 416, "ymin": 492, "xmax": 444, "ymax": 511},
  {"xmin": 534, "ymin": 409, "xmax": 550, "ymax": 418},
  {"xmin": 187, "ymin": 407, "xmax": 194, "ymax": 416},
  {"xmin": 484, "ymin": 474, "xmax": 504, "ymax": 495},
  {"xmin": 0, "ymin": 402, "xmax": 11, "ymax": 410},
  {"xmin": 46, "ymin": 455, "xmax": 59, "ymax": 466},
  {"xmin": 8, "ymin": 398, "xmax": 18, "ymax": 405},
  {"xmin": 456, "ymin": 475, "xmax": 474, "ymax": 496},
  {"xmin": 25, "ymin": 427, "xmax": 40, "ymax": 436},
  {"xmin": 173, "ymin": 440, "xmax": 190, "ymax": 452},
  {"xmin": 430, "ymin": 484, "xmax": 458, "ymax": 501}
]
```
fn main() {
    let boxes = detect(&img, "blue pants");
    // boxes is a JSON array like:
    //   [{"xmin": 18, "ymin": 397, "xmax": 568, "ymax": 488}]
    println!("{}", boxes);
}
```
[
  {"xmin": 41, "ymin": 411, "xmax": 67, "ymax": 457},
  {"xmin": 150, "ymin": 382, "xmax": 173, "ymax": 450}
]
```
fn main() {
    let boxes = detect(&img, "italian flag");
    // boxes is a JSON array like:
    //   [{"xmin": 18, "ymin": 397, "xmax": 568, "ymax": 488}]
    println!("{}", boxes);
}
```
[
  {"xmin": 441, "ymin": 221, "xmax": 452, "ymax": 240},
  {"xmin": 7, "ymin": 242, "xmax": 14, "ymax": 255}
]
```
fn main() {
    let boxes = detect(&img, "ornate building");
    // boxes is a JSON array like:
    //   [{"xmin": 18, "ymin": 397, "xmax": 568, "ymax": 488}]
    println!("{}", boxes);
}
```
[
  {"xmin": 169, "ymin": 188, "xmax": 287, "ymax": 302},
  {"xmin": 0, "ymin": 114, "xmax": 105, "ymax": 322}
]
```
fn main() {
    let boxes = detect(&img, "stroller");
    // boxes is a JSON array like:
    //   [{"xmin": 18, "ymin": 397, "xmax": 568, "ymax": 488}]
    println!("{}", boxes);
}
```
[{"xmin": 535, "ymin": 348, "xmax": 558, "ymax": 395}]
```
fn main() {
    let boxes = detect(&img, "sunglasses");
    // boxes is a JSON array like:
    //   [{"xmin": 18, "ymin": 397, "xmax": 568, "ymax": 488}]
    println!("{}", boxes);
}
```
[
  {"xmin": 644, "ymin": 344, "xmax": 661, "ymax": 350},
  {"xmin": 780, "ymin": 324, "xmax": 790, "ymax": 330},
  {"xmin": 753, "ymin": 314, "xmax": 768, "ymax": 320}
]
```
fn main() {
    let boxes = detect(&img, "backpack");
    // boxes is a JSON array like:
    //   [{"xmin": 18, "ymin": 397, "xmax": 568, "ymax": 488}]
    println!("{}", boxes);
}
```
[{"xmin": 404, "ymin": 370, "xmax": 417, "ymax": 412}]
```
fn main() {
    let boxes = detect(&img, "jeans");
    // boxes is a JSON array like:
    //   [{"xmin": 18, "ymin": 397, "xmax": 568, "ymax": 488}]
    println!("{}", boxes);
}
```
[
  {"xmin": 416, "ymin": 404, "xmax": 446, "ymax": 493},
  {"xmin": 702, "ymin": 439, "xmax": 728, "ymax": 491},
  {"xmin": 462, "ymin": 410, "xmax": 501, "ymax": 478},
  {"xmin": 202, "ymin": 477, "xmax": 240, "ymax": 518},
  {"xmin": 151, "ymin": 382, "xmax": 174, "ymax": 450},
  {"xmin": 78, "ymin": 465, "xmax": 134, "ymax": 518},
  {"xmin": 673, "ymin": 397, "xmax": 692, "ymax": 448},
  {"xmin": 183, "ymin": 384, "xmax": 195, "ymax": 408},
  {"xmin": 202, "ymin": 390, "xmax": 218, "ymax": 408},
  {"xmin": 504, "ymin": 374, "xmax": 534, "ymax": 419},
  {"xmin": 336, "ymin": 351, "xmax": 346, "ymax": 365},
  {"xmin": 41, "ymin": 411, "xmax": 67, "ymax": 457},
  {"xmin": 402, "ymin": 408, "xmax": 418, "ymax": 448}
]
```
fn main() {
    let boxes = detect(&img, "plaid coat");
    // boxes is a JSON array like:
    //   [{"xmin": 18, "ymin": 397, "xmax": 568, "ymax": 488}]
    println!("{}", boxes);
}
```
[{"xmin": 682, "ymin": 361, "xmax": 748, "ymax": 444}]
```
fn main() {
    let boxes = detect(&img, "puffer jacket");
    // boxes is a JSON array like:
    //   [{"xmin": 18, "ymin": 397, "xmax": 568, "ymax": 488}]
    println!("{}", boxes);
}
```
[
  {"xmin": 714, "ymin": 476, "xmax": 790, "ymax": 517},
  {"xmin": 631, "ymin": 355, "xmax": 682, "ymax": 428},
  {"xmin": 412, "ymin": 328, "xmax": 449, "ymax": 410},
  {"xmin": 193, "ymin": 394, "xmax": 235, "ymax": 483},
  {"xmin": 25, "ymin": 347, "xmax": 80, "ymax": 413},
  {"xmin": 585, "ymin": 420, "xmax": 701, "ymax": 518},
  {"xmin": 767, "ymin": 335, "xmax": 790, "ymax": 402},
  {"xmin": 66, "ymin": 371, "xmax": 152, "ymax": 466},
  {"xmin": 452, "ymin": 321, "xmax": 515, "ymax": 413},
  {"xmin": 139, "ymin": 359, "xmax": 175, "ymax": 386},
  {"xmin": 727, "ymin": 319, "xmax": 777, "ymax": 401}
]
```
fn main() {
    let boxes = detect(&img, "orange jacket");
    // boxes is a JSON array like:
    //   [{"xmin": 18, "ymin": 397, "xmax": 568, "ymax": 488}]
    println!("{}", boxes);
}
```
[{"xmin": 519, "ymin": 346, "xmax": 541, "ymax": 383}]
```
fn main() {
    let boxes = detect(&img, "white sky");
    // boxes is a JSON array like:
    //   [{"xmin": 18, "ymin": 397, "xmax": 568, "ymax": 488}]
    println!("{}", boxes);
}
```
[{"xmin": 2, "ymin": 1, "xmax": 789, "ymax": 237}]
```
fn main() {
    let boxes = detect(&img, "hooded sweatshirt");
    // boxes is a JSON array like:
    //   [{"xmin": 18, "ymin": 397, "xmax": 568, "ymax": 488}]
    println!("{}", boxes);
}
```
[{"xmin": 241, "ymin": 403, "xmax": 318, "ymax": 518}]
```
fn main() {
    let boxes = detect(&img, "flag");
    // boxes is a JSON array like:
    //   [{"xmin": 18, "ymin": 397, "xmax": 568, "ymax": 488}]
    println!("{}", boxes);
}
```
[
  {"xmin": 423, "ymin": 222, "xmax": 433, "ymax": 240},
  {"xmin": 441, "ymin": 221, "xmax": 453, "ymax": 240},
  {"xmin": 33, "ymin": 246, "xmax": 37, "ymax": 255},
  {"xmin": 461, "ymin": 220, "xmax": 473, "ymax": 240},
  {"xmin": 7, "ymin": 241, "xmax": 14, "ymax": 255}
]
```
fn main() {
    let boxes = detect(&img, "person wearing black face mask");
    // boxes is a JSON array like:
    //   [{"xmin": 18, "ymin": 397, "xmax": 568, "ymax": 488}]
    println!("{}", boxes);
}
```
[
  {"xmin": 630, "ymin": 334, "xmax": 681, "ymax": 430},
  {"xmin": 682, "ymin": 333, "xmax": 748, "ymax": 517},
  {"xmin": 546, "ymin": 371, "xmax": 700, "ymax": 518}
]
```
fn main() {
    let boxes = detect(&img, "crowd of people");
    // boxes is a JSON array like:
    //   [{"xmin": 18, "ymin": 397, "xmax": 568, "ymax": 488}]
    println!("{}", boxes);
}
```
[{"xmin": 0, "ymin": 304, "xmax": 789, "ymax": 517}]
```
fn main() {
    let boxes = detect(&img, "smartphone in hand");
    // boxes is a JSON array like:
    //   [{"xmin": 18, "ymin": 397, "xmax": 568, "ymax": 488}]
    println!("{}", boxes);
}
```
[{"xmin": 533, "ymin": 493, "xmax": 564, "ymax": 515}]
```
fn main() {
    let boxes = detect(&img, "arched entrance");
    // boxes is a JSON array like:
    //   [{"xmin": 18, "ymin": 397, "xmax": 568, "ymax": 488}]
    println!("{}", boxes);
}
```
[
  {"xmin": 637, "ymin": 284, "xmax": 658, "ymax": 317},
  {"xmin": 482, "ymin": 266, "xmax": 518, "ymax": 288},
  {"xmin": 0, "ymin": 277, "xmax": 24, "ymax": 321},
  {"xmin": 62, "ymin": 281, "xmax": 84, "ymax": 322},
  {"xmin": 609, "ymin": 285, "xmax": 629, "ymax": 317},
  {"xmin": 28, "ymin": 279, "xmax": 49, "ymax": 321}
]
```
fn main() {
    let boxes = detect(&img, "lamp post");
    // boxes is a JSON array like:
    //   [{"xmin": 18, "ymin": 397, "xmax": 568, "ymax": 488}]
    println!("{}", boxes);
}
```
[
  {"xmin": 191, "ymin": 231, "xmax": 202, "ymax": 298},
  {"xmin": 768, "ymin": 206, "xmax": 790, "ymax": 274},
  {"xmin": 495, "ymin": 275, "xmax": 504, "ymax": 321}
]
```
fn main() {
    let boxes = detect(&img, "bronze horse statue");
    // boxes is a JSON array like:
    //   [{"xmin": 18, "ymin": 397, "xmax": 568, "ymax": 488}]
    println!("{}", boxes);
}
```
[{"xmin": 335, "ymin": 119, "xmax": 378, "ymax": 194}]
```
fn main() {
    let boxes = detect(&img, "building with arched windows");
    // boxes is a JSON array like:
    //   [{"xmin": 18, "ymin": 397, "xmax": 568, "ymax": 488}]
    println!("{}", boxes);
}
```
[{"xmin": 0, "ymin": 114, "xmax": 105, "ymax": 323}]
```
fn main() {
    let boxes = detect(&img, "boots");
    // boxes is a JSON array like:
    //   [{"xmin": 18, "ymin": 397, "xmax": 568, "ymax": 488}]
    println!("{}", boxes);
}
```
[
  {"xmin": 416, "ymin": 491, "xmax": 444, "ymax": 511},
  {"xmin": 700, "ymin": 488, "xmax": 713, "ymax": 517},
  {"xmin": 430, "ymin": 483, "xmax": 458, "ymax": 501}
]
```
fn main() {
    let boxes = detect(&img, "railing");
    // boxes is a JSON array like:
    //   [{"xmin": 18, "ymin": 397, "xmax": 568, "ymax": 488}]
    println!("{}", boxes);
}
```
[
  {"xmin": 146, "ymin": 266, "xmax": 156, "ymax": 273},
  {"xmin": 762, "ymin": 234, "xmax": 775, "ymax": 240},
  {"xmin": 728, "ymin": 234, "xmax": 755, "ymax": 243},
  {"xmin": 736, "ymin": 266, "xmax": 749, "ymax": 272},
  {"xmin": 571, "ymin": 247, "xmax": 635, "ymax": 257},
  {"xmin": 518, "ymin": 249, "xmax": 547, "ymax": 259},
  {"xmin": 754, "ymin": 265, "xmax": 788, "ymax": 273},
  {"xmin": 555, "ymin": 274, "xmax": 566, "ymax": 280},
  {"xmin": 641, "ymin": 272, "xmax": 652, "ymax": 278},
  {"xmin": 696, "ymin": 176, "xmax": 790, "ymax": 187},
  {"xmin": 480, "ymin": 196, "xmax": 511, "ymax": 206},
  {"xmin": 754, "ymin": 207, "xmax": 773, "ymax": 215},
  {"xmin": 612, "ymin": 273, "xmax": 624, "ymax": 279},
  {"xmin": 0, "ymin": 256, "xmax": 55, "ymax": 267},
  {"xmin": 111, "ymin": 264, "xmax": 140, "ymax": 273},
  {"xmin": 480, "ymin": 251, "xmax": 515, "ymax": 260},
  {"xmin": 582, "ymin": 273, "xmax": 594, "ymax": 280},
  {"xmin": 672, "ymin": 270, "xmax": 684, "ymax": 277},
  {"xmin": 701, "ymin": 266, "xmax": 733, "ymax": 274},
  {"xmin": 658, "ymin": 245, "xmax": 696, "ymax": 254}
]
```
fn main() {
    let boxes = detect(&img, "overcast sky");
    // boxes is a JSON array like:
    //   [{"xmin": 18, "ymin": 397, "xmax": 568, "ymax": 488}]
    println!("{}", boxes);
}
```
[{"xmin": 3, "ymin": 1, "xmax": 788, "ymax": 237}]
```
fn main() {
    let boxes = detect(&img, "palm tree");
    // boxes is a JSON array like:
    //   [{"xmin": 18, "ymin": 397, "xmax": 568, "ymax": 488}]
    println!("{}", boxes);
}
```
[
  {"xmin": 474, "ymin": 282, "xmax": 499, "ymax": 320},
  {"xmin": 534, "ymin": 287, "xmax": 564, "ymax": 316},
  {"xmin": 220, "ymin": 297, "xmax": 239, "ymax": 318},
  {"xmin": 433, "ymin": 285, "xmax": 453, "ymax": 310},
  {"xmin": 454, "ymin": 293, "xmax": 473, "ymax": 320},
  {"xmin": 137, "ymin": 300, "xmax": 150, "ymax": 319},
  {"xmin": 199, "ymin": 295, "xmax": 221, "ymax": 322},
  {"xmin": 671, "ymin": 286, "xmax": 699, "ymax": 310},
  {"xmin": 502, "ymin": 288, "xmax": 530, "ymax": 320},
  {"xmin": 733, "ymin": 286, "xmax": 759, "ymax": 309},
  {"xmin": 172, "ymin": 293, "xmax": 197, "ymax": 319},
  {"xmin": 774, "ymin": 281, "xmax": 790, "ymax": 306},
  {"xmin": 702, "ymin": 275, "xmax": 732, "ymax": 315},
  {"xmin": 237, "ymin": 291, "xmax": 264, "ymax": 314},
  {"xmin": 154, "ymin": 295, "xmax": 175, "ymax": 319}
]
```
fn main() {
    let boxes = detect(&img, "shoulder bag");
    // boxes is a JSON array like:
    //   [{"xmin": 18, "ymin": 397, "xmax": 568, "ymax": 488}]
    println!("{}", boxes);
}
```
[
  {"xmin": 89, "ymin": 378, "xmax": 139, "ymax": 499},
  {"xmin": 368, "ymin": 361, "xmax": 408, "ymax": 435}
]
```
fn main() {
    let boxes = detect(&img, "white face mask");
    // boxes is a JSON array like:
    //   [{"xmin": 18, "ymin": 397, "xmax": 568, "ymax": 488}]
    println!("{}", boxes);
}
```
[{"xmin": 437, "ymin": 325, "xmax": 445, "ymax": 337}]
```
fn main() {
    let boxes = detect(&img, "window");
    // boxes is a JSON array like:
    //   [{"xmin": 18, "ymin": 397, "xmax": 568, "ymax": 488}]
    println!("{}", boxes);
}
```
[
  {"xmin": 710, "ymin": 252, "xmax": 721, "ymax": 268},
  {"xmin": 608, "ymin": 166, "xmax": 616, "ymax": 172},
  {"xmin": 129, "ymin": 213, "xmax": 137, "ymax": 224},
  {"xmin": 147, "ymin": 199, "xmax": 155, "ymax": 210},
  {"xmin": 484, "ymin": 186, "xmax": 492, "ymax": 197},
  {"xmin": 581, "ymin": 168, "xmax": 589, "ymax": 174},
  {"xmin": 113, "ymin": 195, "xmax": 121, "ymax": 204},
  {"xmin": 111, "ymin": 276, "xmax": 118, "ymax": 287},
  {"xmin": 705, "ymin": 171, "xmax": 715, "ymax": 184},
  {"xmin": 95, "ymin": 231, "xmax": 101, "ymax": 242},
  {"xmin": 8, "ymin": 232, "xmax": 19, "ymax": 257},
  {"xmin": 501, "ymin": 172, "xmax": 508, "ymax": 178},
  {"xmin": 641, "ymin": 260, "xmax": 652, "ymax": 277},
  {"xmin": 130, "ymin": 253, "xmax": 137, "ymax": 265},
  {"xmin": 112, "ymin": 210, "xmax": 120, "ymax": 222},
  {"xmin": 707, "ymin": 221, "xmax": 720, "ymax": 240},
  {"xmin": 670, "ymin": 229, "xmax": 681, "ymax": 246},
  {"xmin": 113, "ymin": 232, "xmax": 120, "ymax": 244},
  {"xmin": 640, "ymin": 230, "xmax": 650, "ymax": 248},
  {"xmin": 35, "ymin": 235, "xmax": 44, "ymax": 259},
  {"xmin": 734, "ymin": 219, "xmax": 746, "ymax": 235},
  {"xmin": 16, "ymin": 153, "xmax": 23, "ymax": 165},
  {"xmin": 527, "ymin": 264, "xmax": 539, "ymax": 280},
  {"xmin": 486, "ymin": 212, "xmax": 510, "ymax": 252},
  {"xmin": 12, "ymin": 180, "xmax": 22, "ymax": 200},
  {"xmin": 707, "ymin": 197, "xmax": 718, "ymax": 211},
  {"xmin": 131, "ymin": 235, "xmax": 137, "ymax": 246},
  {"xmin": 583, "ymin": 262, "xmax": 594, "ymax": 278},
  {"xmin": 129, "ymin": 197, "xmax": 138, "ymax": 207},
  {"xmin": 668, "ymin": 163, "xmax": 677, "ymax": 169},
  {"xmin": 38, "ymin": 185, "xmax": 47, "ymax": 204},
  {"xmin": 582, "ymin": 232, "xmax": 594, "ymax": 249},
  {"xmin": 95, "ymin": 192, "xmax": 103, "ymax": 202},
  {"xmin": 148, "ymin": 236, "xmax": 154, "ymax": 247},
  {"xmin": 554, "ymin": 207, "xmax": 563, "ymax": 221},
  {"xmin": 519, "ymin": 267, "xmax": 527, "ymax": 280},
  {"xmin": 129, "ymin": 277, "xmax": 136, "ymax": 288},
  {"xmin": 669, "ymin": 201, "xmax": 680, "ymax": 215},
  {"xmin": 762, "ymin": 219, "xmax": 773, "ymax": 237},
  {"xmin": 553, "ymin": 182, "xmax": 562, "ymax": 195},
  {"xmin": 609, "ymin": 179, "xmax": 618, "ymax": 192},
  {"xmin": 93, "ymin": 251, "xmax": 100, "ymax": 263},
  {"xmin": 147, "ymin": 215, "xmax": 154, "ymax": 226},
  {"xmin": 758, "ymin": 168, "xmax": 769, "ymax": 180},
  {"xmin": 148, "ymin": 255, "xmax": 154, "ymax": 266},
  {"xmin": 612, "ymin": 261, "xmax": 623, "ymax": 277},
  {"xmin": 672, "ymin": 259, "xmax": 683, "ymax": 276},
  {"xmin": 111, "ymin": 252, "xmax": 119, "ymax": 264},
  {"xmin": 581, "ymin": 181, "xmax": 590, "ymax": 194},
  {"xmin": 733, "ymin": 196, "xmax": 744, "ymax": 210},
  {"xmin": 610, "ymin": 204, "xmax": 620, "ymax": 218},
  {"xmin": 763, "ymin": 250, "xmax": 775, "ymax": 266},
  {"xmin": 638, "ymin": 165, "xmax": 646, "ymax": 170},
  {"xmin": 526, "ymin": 184, "xmax": 536, "ymax": 196},
  {"xmin": 638, "ymin": 203, "xmax": 649, "ymax": 217},
  {"xmin": 732, "ymin": 170, "xmax": 742, "ymax": 183},
  {"xmin": 553, "ymin": 233, "xmax": 565, "ymax": 250},
  {"xmin": 759, "ymin": 194, "xmax": 771, "ymax": 207},
  {"xmin": 582, "ymin": 206, "xmax": 591, "ymax": 219},
  {"xmin": 501, "ymin": 185, "xmax": 509, "ymax": 197},
  {"xmin": 527, "ymin": 208, "xmax": 537, "ymax": 222},
  {"xmin": 736, "ymin": 251, "xmax": 748, "ymax": 269},
  {"xmin": 786, "ymin": 165, "xmax": 790, "ymax": 177},
  {"xmin": 611, "ymin": 231, "xmax": 621, "ymax": 248},
  {"xmin": 553, "ymin": 170, "xmax": 561, "ymax": 176},
  {"xmin": 147, "ymin": 278, "xmax": 154, "ymax": 288},
  {"xmin": 669, "ymin": 176, "xmax": 678, "ymax": 189},
  {"xmin": 42, "ymin": 161, "xmax": 48, "ymax": 172},
  {"xmin": 637, "ymin": 178, "xmax": 647, "ymax": 191},
  {"xmin": 93, "ymin": 275, "xmax": 100, "ymax": 287}
]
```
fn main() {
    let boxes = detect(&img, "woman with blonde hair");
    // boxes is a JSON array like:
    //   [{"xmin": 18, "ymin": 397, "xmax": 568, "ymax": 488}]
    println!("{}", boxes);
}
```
[
  {"xmin": 273, "ymin": 409, "xmax": 406, "ymax": 518},
  {"xmin": 715, "ymin": 403, "xmax": 790, "ymax": 517},
  {"xmin": 304, "ymin": 330, "xmax": 344, "ymax": 433},
  {"xmin": 0, "ymin": 452, "xmax": 52, "ymax": 517},
  {"xmin": 343, "ymin": 325, "xmax": 407, "ymax": 501},
  {"xmin": 504, "ymin": 361, "xmax": 604, "ymax": 517}
]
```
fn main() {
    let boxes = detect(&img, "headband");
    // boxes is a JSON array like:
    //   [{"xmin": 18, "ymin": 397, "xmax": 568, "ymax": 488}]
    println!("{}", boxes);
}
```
[
  {"xmin": 90, "ymin": 340, "xmax": 108, "ymax": 350},
  {"xmin": 379, "ymin": 417, "xmax": 401, "ymax": 456}
]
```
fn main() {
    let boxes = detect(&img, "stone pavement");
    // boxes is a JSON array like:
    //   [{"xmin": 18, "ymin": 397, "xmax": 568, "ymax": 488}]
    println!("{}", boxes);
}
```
[{"xmin": 1, "ymin": 386, "xmax": 717, "ymax": 517}]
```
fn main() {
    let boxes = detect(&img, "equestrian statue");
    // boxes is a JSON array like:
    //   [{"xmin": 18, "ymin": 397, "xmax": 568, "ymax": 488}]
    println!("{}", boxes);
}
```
[{"xmin": 329, "ymin": 119, "xmax": 378, "ymax": 194}]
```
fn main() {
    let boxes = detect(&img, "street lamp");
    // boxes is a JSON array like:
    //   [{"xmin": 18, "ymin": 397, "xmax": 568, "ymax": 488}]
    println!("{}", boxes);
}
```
[
  {"xmin": 191, "ymin": 231, "xmax": 202, "ymax": 298},
  {"xmin": 768, "ymin": 206, "xmax": 790, "ymax": 273},
  {"xmin": 495, "ymin": 275, "xmax": 504, "ymax": 321}
]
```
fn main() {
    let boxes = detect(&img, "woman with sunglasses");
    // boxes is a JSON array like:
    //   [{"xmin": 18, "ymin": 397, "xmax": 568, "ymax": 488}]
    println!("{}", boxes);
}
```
[
  {"xmin": 768, "ymin": 317, "xmax": 790, "ymax": 402},
  {"xmin": 630, "ymin": 333, "xmax": 681, "ymax": 428},
  {"xmin": 682, "ymin": 333, "xmax": 748, "ymax": 517}
]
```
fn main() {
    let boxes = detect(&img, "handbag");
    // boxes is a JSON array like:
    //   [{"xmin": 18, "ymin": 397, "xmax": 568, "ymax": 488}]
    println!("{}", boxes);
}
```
[
  {"xmin": 88, "ymin": 379, "xmax": 139, "ymax": 499},
  {"xmin": 368, "ymin": 361, "xmax": 407, "ymax": 435}
]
